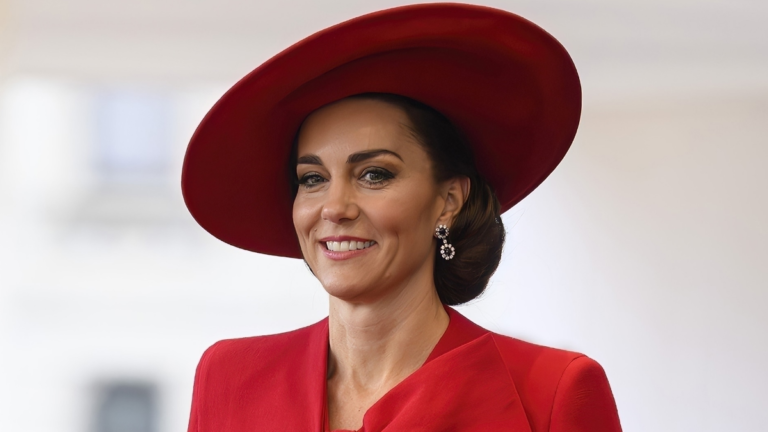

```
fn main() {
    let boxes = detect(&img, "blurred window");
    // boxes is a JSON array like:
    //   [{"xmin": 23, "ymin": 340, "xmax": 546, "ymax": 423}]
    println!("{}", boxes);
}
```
[
  {"xmin": 93, "ymin": 382, "xmax": 157, "ymax": 432},
  {"xmin": 94, "ymin": 89, "xmax": 172, "ymax": 184}
]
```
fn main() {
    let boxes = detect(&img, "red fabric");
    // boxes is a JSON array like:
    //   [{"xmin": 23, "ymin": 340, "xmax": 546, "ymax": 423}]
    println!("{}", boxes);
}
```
[
  {"xmin": 181, "ymin": 3, "xmax": 581, "ymax": 258},
  {"xmin": 187, "ymin": 307, "xmax": 621, "ymax": 431}
]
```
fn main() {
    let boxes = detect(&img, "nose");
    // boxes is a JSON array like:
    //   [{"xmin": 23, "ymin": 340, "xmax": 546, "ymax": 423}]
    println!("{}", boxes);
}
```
[{"xmin": 321, "ymin": 179, "xmax": 360, "ymax": 224}]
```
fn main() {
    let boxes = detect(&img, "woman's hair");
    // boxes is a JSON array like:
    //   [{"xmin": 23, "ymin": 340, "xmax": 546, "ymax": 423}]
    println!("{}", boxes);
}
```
[{"xmin": 289, "ymin": 93, "xmax": 506, "ymax": 305}]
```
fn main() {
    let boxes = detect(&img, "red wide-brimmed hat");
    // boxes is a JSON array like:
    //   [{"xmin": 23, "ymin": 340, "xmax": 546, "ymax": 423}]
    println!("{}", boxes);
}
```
[{"xmin": 182, "ymin": 3, "xmax": 581, "ymax": 258}]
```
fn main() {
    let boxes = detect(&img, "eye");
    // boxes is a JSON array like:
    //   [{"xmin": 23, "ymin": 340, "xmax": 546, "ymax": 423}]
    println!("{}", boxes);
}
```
[
  {"xmin": 360, "ymin": 168, "xmax": 394, "ymax": 186},
  {"xmin": 298, "ymin": 172, "xmax": 327, "ymax": 188}
]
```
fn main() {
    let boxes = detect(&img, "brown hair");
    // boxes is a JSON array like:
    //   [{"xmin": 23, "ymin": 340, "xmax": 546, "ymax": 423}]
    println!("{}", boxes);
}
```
[{"xmin": 290, "ymin": 93, "xmax": 506, "ymax": 305}]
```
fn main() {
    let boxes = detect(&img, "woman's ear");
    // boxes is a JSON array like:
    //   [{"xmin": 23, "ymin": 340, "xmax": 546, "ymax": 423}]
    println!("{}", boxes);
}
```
[{"xmin": 437, "ymin": 176, "xmax": 470, "ymax": 226}]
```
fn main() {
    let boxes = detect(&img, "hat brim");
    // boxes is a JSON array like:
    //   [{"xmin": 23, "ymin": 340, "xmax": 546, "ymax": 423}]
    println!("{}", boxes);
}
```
[{"xmin": 181, "ymin": 3, "xmax": 581, "ymax": 258}]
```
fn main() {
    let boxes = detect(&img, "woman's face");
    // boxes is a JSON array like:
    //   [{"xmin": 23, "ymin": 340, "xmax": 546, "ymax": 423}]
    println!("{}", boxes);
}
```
[{"xmin": 292, "ymin": 98, "xmax": 450, "ymax": 303}]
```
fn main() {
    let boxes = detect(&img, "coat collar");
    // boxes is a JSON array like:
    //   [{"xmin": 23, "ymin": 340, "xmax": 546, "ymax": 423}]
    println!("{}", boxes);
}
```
[{"xmin": 298, "ymin": 307, "xmax": 533, "ymax": 432}]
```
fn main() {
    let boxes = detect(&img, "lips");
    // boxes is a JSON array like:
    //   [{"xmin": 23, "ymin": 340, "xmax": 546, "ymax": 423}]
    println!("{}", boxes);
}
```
[{"xmin": 325, "ymin": 240, "xmax": 377, "ymax": 252}]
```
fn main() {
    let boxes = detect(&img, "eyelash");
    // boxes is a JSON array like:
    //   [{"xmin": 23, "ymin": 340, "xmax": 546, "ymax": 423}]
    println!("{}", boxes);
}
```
[
  {"xmin": 297, "ymin": 168, "xmax": 395, "ymax": 189},
  {"xmin": 297, "ymin": 173, "xmax": 326, "ymax": 188},
  {"xmin": 360, "ymin": 167, "xmax": 395, "ymax": 186}
]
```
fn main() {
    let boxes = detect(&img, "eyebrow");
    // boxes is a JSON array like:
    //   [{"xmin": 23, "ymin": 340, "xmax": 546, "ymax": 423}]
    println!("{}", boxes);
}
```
[
  {"xmin": 296, "ymin": 154, "xmax": 323, "ymax": 165},
  {"xmin": 296, "ymin": 149, "xmax": 404, "ymax": 166},
  {"xmin": 347, "ymin": 149, "xmax": 403, "ymax": 163}
]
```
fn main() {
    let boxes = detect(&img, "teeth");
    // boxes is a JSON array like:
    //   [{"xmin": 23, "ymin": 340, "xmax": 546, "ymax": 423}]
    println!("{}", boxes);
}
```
[{"xmin": 325, "ymin": 240, "xmax": 376, "ymax": 252}]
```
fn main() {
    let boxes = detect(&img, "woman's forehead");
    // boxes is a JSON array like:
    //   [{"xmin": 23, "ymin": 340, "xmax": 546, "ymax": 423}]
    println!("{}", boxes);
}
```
[{"xmin": 296, "ymin": 98, "xmax": 420, "ymax": 157}]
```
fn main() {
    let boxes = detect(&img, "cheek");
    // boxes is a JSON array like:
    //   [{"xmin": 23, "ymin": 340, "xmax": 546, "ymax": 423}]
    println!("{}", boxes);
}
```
[
  {"xmin": 369, "ymin": 186, "xmax": 440, "ymax": 250},
  {"xmin": 292, "ymin": 196, "xmax": 319, "ymax": 243}
]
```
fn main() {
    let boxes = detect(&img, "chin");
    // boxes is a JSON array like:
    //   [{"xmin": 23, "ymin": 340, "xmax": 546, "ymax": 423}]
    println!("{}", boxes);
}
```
[{"xmin": 320, "ymin": 278, "xmax": 378, "ymax": 303}]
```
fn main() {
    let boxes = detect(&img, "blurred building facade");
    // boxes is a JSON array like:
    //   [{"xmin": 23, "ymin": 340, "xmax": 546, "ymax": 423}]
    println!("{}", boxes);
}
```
[{"xmin": 0, "ymin": 1, "xmax": 766, "ymax": 431}]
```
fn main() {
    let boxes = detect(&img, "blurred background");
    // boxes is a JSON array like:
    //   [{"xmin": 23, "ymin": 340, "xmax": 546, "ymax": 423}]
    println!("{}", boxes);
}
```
[{"xmin": 0, "ymin": 0, "xmax": 766, "ymax": 431}]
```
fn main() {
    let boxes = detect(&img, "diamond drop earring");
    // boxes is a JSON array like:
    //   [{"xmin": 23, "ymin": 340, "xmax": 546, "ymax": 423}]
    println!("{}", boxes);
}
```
[{"xmin": 434, "ymin": 224, "xmax": 455, "ymax": 260}]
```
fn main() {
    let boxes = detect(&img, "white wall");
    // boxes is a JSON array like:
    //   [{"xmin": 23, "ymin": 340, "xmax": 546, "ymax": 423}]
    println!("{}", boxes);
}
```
[{"xmin": 0, "ymin": 1, "xmax": 766, "ymax": 431}]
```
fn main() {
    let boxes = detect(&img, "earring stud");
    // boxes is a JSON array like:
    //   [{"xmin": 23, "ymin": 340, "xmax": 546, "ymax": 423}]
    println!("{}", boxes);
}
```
[{"xmin": 434, "ymin": 224, "xmax": 455, "ymax": 260}]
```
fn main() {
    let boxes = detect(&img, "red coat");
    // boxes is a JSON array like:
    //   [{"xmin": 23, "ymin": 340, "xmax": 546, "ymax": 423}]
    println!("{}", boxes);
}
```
[{"xmin": 187, "ymin": 306, "xmax": 622, "ymax": 431}]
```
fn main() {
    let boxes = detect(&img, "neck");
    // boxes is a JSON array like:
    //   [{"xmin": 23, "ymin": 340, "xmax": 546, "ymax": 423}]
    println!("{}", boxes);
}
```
[{"xmin": 326, "ymin": 276, "xmax": 449, "ymax": 397}]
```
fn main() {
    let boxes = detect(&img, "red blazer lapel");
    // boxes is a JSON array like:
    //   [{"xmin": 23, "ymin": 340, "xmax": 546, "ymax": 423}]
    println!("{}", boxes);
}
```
[
  {"xmin": 285, "ymin": 317, "xmax": 330, "ymax": 431},
  {"xmin": 359, "ymin": 333, "xmax": 533, "ymax": 432}
]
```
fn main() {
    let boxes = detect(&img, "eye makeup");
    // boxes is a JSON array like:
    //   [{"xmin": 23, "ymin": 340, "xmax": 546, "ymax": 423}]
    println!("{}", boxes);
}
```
[{"xmin": 359, "ymin": 167, "xmax": 395, "ymax": 187}]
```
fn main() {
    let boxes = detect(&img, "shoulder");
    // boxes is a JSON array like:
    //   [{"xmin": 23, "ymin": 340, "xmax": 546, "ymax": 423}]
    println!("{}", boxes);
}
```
[
  {"xmin": 548, "ymin": 355, "xmax": 622, "ymax": 431},
  {"xmin": 193, "ymin": 318, "xmax": 327, "ymax": 392},
  {"xmin": 202, "ymin": 320, "xmax": 323, "ymax": 364},
  {"xmin": 490, "ymin": 332, "xmax": 583, "ymax": 377},
  {"xmin": 490, "ymin": 333, "xmax": 622, "ymax": 432}
]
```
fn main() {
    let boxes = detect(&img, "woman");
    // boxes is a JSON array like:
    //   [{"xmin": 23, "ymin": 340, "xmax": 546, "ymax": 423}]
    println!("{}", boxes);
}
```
[{"xmin": 183, "ymin": 3, "xmax": 622, "ymax": 431}]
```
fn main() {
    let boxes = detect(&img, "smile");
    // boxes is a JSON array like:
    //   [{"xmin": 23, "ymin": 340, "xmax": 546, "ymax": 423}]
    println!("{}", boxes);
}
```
[{"xmin": 324, "ymin": 240, "xmax": 377, "ymax": 252}]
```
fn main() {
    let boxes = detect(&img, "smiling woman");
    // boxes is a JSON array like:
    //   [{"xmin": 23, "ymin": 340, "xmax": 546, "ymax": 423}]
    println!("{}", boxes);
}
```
[
  {"xmin": 182, "ymin": 3, "xmax": 621, "ymax": 432},
  {"xmin": 292, "ymin": 94, "xmax": 512, "ymax": 429},
  {"xmin": 291, "ymin": 93, "xmax": 504, "ymax": 307}
]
